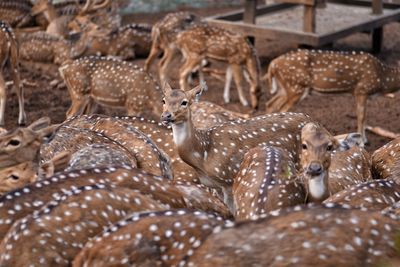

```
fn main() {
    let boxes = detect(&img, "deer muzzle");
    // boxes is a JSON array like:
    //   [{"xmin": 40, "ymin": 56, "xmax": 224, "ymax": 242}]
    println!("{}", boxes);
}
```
[
  {"xmin": 161, "ymin": 112, "xmax": 174, "ymax": 126},
  {"xmin": 306, "ymin": 161, "xmax": 324, "ymax": 176}
]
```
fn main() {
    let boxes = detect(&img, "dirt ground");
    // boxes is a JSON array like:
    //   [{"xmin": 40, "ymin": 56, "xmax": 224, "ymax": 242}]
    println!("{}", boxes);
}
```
[{"xmin": 4, "ymin": 6, "xmax": 400, "ymax": 152}]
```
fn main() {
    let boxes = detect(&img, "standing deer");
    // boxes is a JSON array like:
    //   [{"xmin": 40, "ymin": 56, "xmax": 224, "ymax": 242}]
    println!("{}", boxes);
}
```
[
  {"xmin": 144, "ymin": 12, "xmax": 200, "ymax": 84},
  {"xmin": 371, "ymin": 136, "xmax": 400, "ymax": 182},
  {"xmin": 187, "ymin": 204, "xmax": 400, "ymax": 266},
  {"xmin": 161, "ymin": 82, "xmax": 312, "ymax": 212},
  {"xmin": 264, "ymin": 49, "xmax": 400, "ymax": 143},
  {"xmin": 0, "ymin": 21, "xmax": 25, "ymax": 126},
  {"xmin": 176, "ymin": 24, "xmax": 261, "ymax": 108},
  {"xmin": 73, "ymin": 209, "xmax": 232, "ymax": 267},
  {"xmin": 59, "ymin": 56, "xmax": 163, "ymax": 119}
]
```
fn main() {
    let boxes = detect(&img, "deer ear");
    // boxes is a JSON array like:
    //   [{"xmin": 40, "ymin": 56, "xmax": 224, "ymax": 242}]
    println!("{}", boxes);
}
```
[
  {"xmin": 187, "ymin": 82, "xmax": 206, "ymax": 103},
  {"xmin": 161, "ymin": 82, "xmax": 173, "ymax": 95},
  {"xmin": 27, "ymin": 117, "xmax": 51, "ymax": 131}
]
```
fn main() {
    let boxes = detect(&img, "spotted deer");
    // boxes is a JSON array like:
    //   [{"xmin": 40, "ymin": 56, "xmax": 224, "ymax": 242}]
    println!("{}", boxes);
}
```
[
  {"xmin": 68, "ymin": 17, "xmax": 152, "ymax": 59},
  {"xmin": 161, "ymin": 82, "xmax": 312, "ymax": 212},
  {"xmin": 59, "ymin": 115, "xmax": 173, "ymax": 179},
  {"xmin": 371, "ymin": 136, "xmax": 400, "ymax": 182},
  {"xmin": 30, "ymin": 0, "xmax": 113, "ymax": 38},
  {"xmin": 0, "ymin": 21, "xmax": 25, "ymax": 126},
  {"xmin": 324, "ymin": 179, "xmax": 400, "ymax": 210},
  {"xmin": 300, "ymin": 122, "xmax": 372, "ymax": 203},
  {"xmin": 73, "ymin": 209, "xmax": 232, "ymax": 267},
  {"xmin": 0, "ymin": 184, "xmax": 167, "ymax": 266},
  {"xmin": 144, "ymin": 12, "xmax": 200, "ymax": 83},
  {"xmin": 175, "ymin": 23, "xmax": 261, "ymax": 109},
  {"xmin": 59, "ymin": 56, "xmax": 163, "ymax": 120},
  {"xmin": 0, "ymin": 0, "xmax": 33, "ymax": 27},
  {"xmin": 187, "ymin": 204, "xmax": 400, "ymax": 267},
  {"xmin": 0, "ymin": 166, "xmax": 229, "ymax": 242},
  {"xmin": 264, "ymin": 49, "xmax": 400, "ymax": 143},
  {"xmin": 233, "ymin": 146, "xmax": 306, "ymax": 221}
]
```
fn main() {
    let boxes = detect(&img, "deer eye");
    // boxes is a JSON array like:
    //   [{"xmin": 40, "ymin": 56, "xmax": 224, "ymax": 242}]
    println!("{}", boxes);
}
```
[
  {"xmin": 181, "ymin": 100, "xmax": 188, "ymax": 107},
  {"xmin": 327, "ymin": 144, "xmax": 333, "ymax": 151},
  {"xmin": 302, "ymin": 143, "xmax": 307, "ymax": 150},
  {"xmin": 7, "ymin": 139, "xmax": 20, "ymax": 147},
  {"xmin": 162, "ymin": 99, "xmax": 165, "ymax": 104},
  {"xmin": 9, "ymin": 175, "xmax": 19, "ymax": 180}
]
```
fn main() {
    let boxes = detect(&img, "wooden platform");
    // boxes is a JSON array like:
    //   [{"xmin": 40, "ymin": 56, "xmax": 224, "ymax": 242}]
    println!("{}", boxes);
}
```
[{"xmin": 206, "ymin": 0, "xmax": 400, "ymax": 53}]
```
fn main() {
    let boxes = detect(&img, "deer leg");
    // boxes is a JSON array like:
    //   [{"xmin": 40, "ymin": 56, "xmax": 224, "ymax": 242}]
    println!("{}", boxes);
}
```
[
  {"xmin": 66, "ymin": 96, "xmax": 91, "ymax": 119},
  {"xmin": 231, "ymin": 64, "xmax": 249, "ymax": 107},
  {"xmin": 0, "ymin": 74, "xmax": 6, "ymax": 126},
  {"xmin": 144, "ymin": 42, "xmax": 160, "ymax": 72},
  {"xmin": 279, "ymin": 91, "xmax": 304, "ymax": 112},
  {"xmin": 223, "ymin": 66, "xmax": 233, "ymax": 103},
  {"xmin": 355, "ymin": 94, "xmax": 368, "ymax": 144},
  {"xmin": 179, "ymin": 56, "xmax": 202, "ymax": 91},
  {"xmin": 12, "ymin": 67, "xmax": 26, "ymax": 126},
  {"xmin": 265, "ymin": 93, "xmax": 285, "ymax": 113}
]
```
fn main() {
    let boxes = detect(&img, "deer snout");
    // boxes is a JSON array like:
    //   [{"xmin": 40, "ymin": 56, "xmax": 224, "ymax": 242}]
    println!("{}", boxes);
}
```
[
  {"xmin": 306, "ymin": 161, "xmax": 323, "ymax": 176},
  {"xmin": 161, "ymin": 112, "xmax": 174, "ymax": 126}
]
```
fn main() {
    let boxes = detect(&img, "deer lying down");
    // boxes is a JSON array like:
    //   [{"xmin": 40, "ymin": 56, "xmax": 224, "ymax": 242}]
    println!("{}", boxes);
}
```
[
  {"xmin": 59, "ymin": 56, "xmax": 163, "ymax": 120},
  {"xmin": 264, "ymin": 49, "xmax": 400, "ymax": 143},
  {"xmin": 187, "ymin": 204, "xmax": 400, "ymax": 267},
  {"xmin": 73, "ymin": 209, "xmax": 232, "ymax": 267},
  {"xmin": 372, "ymin": 136, "xmax": 400, "ymax": 183}
]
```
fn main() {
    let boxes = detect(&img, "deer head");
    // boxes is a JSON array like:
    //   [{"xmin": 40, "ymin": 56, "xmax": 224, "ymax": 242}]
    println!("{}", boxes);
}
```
[
  {"xmin": 300, "ymin": 122, "xmax": 339, "ymax": 202},
  {"xmin": 161, "ymin": 82, "xmax": 205, "ymax": 127},
  {"xmin": 0, "ymin": 117, "xmax": 58, "ymax": 169}
]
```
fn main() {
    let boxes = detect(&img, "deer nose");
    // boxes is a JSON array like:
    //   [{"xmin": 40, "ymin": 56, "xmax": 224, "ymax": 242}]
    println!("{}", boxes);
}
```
[
  {"xmin": 161, "ymin": 112, "xmax": 172, "ymax": 120},
  {"xmin": 307, "ymin": 162, "xmax": 323, "ymax": 176}
]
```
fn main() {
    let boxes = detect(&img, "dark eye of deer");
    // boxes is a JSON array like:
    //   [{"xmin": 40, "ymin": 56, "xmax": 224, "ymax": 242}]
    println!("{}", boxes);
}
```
[
  {"xmin": 327, "ymin": 144, "xmax": 333, "ymax": 151},
  {"xmin": 9, "ymin": 175, "xmax": 19, "ymax": 180},
  {"xmin": 181, "ymin": 100, "xmax": 188, "ymax": 106},
  {"xmin": 7, "ymin": 139, "xmax": 20, "ymax": 147},
  {"xmin": 162, "ymin": 99, "xmax": 165, "ymax": 104},
  {"xmin": 302, "ymin": 143, "xmax": 307, "ymax": 150}
]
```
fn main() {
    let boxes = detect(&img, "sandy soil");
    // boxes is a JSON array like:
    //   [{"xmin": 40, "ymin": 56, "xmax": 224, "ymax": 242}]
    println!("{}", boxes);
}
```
[{"xmin": 3, "ymin": 5, "xmax": 400, "ymax": 152}]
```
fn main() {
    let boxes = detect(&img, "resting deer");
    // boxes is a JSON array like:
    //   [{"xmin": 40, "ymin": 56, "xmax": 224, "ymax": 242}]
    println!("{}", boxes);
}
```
[
  {"xmin": 69, "ymin": 17, "xmax": 152, "ymax": 59},
  {"xmin": 30, "ymin": 0, "xmax": 113, "ymax": 38},
  {"xmin": 187, "ymin": 204, "xmax": 400, "ymax": 267},
  {"xmin": 59, "ymin": 56, "xmax": 163, "ymax": 119},
  {"xmin": 60, "ymin": 115, "xmax": 173, "ymax": 179},
  {"xmin": 264, "ymin": 49, "xmax": 400, "ymax": 143},
  {"xmin": 324, "ymin": 179, "xmax": 400, "ymax": 210},
  {"xmin": 0, "ymin": 21, "xmax": 25, "ymax": 126},
  {"xmin": 144, "ymin": 12, "xmax": 200, "ymax": 84},
  {"xmin": 161, "ymin": 82, "xmax": 312, "ymax": 212},
  {"xmin": 371, "ymin": 136, "xmax": 400, "ymax": 182},
  {"xmin": 0, "ymin": 184, "xmax": 167, "ymax": 266},
  {"xmin": 300, "ymin": 122, "xmax": 372, "ymax": 203},
  {"xmin": 73, "ymin": 209, "xmax": 232, "ymax": 267},
  {"xmin": 0, "ymin": 0, "xmax": 33, "ymax": 27},
  {"xmin": 176, "ymin": 24, "xmax": 261, "ymax": 108},
  {"xmin": 0, "ymin": 166, "xmax": 229, "ymax": 242}
]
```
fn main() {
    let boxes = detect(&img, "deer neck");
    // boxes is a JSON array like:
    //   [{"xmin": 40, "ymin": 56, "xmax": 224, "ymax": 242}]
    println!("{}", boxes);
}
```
[
  {"xmin": 382, "ymin": 66, "xmax": 400, "ymax": 94},
  {"xmin": 171, "ymin": 116, "xmax": 208, "ymax": 169},
  {"xmin": 306, "ymin": 171, "xmax": 330, "ymax": 203},
  {"xmin": 43, "ymin": 4, "xmax": 58, "ymax": 23}
]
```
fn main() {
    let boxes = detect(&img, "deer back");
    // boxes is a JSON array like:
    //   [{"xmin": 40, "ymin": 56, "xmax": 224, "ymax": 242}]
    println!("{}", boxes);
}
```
[
  {"xmin": 63, "ymin": 115, "xmax": 173, "ymax": 179},
  {"xmin": 73, "ymin": 209, "xmax": 231, "ymax": 267},
  {"xmin": 116, "ymin": 23, "xmax": 152, "ymax": 58},
  {"xmin": 0, "ymin": 184, "xmax": 167, "ymax": 267},
  {"xmin": 328, "ymin": 146, "xmax": 372, "ymax": 194},
  {"xmin": 188, "ymin": 204, "xmax": 400, "ymax": 267},
  {"xmin": 233, "ymin": 145, "xmax": 305, "ymax": 220},
  {"xmin": 324, "ymin": 179, "xmax": 400, "ymax": 210},
  {"xmin": 372, "ymin": 137, "xmax": 400, "ymax": 182},
  {"xmin": 0, "ymin": 0, "xmax": 32, "ymax": 27},
  {"xmin": 0, "ymin": 166, "xmax": 187, "ymax": 241},
  {"xmin": 40, "ymin": 125, "xmax": 138, "ymax": 170}
]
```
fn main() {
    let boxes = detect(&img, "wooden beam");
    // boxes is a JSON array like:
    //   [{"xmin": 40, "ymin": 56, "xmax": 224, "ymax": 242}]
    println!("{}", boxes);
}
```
[
  {"xmin": 243, "ymin": 0, "xmax": 257, "ymax": 24},
  {"xmin": 303, "ymin": 6, "xmax": 316, "ymax": 32},
  {"xmin": 372, "ymin": 0, "xmax": 383, "ymax": 14},
  {"xmin": 278, "ymin": 0, "xmax": 316, "ymax": 5}
]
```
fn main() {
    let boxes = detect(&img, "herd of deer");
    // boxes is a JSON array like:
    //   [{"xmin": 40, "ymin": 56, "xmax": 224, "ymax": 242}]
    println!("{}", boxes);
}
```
[{"xmin": 0, "ymin": 0, "xmax": 400, "ymax": 266}]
